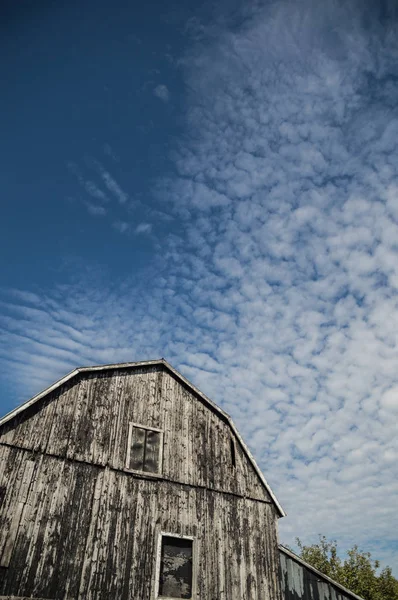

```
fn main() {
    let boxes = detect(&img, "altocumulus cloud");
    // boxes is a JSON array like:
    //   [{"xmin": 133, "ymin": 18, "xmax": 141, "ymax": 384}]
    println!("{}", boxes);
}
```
[
  {"xmin": 2, "ymin": 0, "xmax": 398, "ymax": 573},
  {"xmin": 154, "ymin": 84, "xmax": 170, "ymax": 102}
]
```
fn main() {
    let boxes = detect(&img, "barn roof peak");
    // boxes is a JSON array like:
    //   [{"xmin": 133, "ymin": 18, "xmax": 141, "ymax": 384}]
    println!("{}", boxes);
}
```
[{"xmin": 0, "ymin": 358, "xmax": 286, "ymax": 517}]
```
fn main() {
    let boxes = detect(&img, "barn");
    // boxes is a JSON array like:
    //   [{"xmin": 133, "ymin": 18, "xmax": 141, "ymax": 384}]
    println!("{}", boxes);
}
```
[{"xmin": 0, "ymin": 359, "xmax": 363, "ymax": 600}]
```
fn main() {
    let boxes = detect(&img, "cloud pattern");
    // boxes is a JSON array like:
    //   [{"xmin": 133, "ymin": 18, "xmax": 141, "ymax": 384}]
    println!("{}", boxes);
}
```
[
  {"xmin": 154, "ymin": 84, "xmax": 170, "ymax": 102},
  {"xmin": 2, "ymin": 0, "xmax": 398, "ymax": 573}
]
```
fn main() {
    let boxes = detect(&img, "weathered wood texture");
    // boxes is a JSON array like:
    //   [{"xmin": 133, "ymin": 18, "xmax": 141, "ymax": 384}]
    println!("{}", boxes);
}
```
[
  {"xmin": 0, "ymin": 367, "xmax": 270, "ymax": 502},
  {"xmin": 279, "ymin": 548, "xmax": 362, "ymax": 600},
  {"xmin": 0, "ymin": 445, "xmax": 282, "ymax": 600}
]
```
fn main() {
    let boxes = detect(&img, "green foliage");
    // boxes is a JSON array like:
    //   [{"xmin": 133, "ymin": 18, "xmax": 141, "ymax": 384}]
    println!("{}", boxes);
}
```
[{"xmin": 296, "ymin": 536, "xmax": 398, "ymax": 600}]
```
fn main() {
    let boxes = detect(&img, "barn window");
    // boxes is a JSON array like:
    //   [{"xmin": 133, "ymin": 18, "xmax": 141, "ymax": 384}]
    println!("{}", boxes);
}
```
[
  {"xmin": 157, "ymin": 535, "xmax": 194, "ymax": 599},
  {"xmin": 127, "ymin": 423, "xmax": 163, "ymax": 474}
]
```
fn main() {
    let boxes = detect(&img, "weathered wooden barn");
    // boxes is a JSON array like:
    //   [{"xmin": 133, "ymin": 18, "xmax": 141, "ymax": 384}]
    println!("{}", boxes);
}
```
[{"xmin": 0, "ymin": 359, "xmax": 364, "ymax": 600}]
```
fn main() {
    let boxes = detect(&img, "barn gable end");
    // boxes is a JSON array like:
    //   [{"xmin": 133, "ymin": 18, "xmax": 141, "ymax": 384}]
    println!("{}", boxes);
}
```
[{"xmin": 0, "ymin": 360, "xmax": 284, "ymax": 513}]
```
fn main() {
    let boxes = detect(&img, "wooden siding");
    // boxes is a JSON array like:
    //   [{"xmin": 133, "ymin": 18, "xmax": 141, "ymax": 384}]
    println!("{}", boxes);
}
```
[
  {"xmin": 0, "ymin": 445, "xmax": 282, "ymax": 600},
  {"xmin": 279, "ymin": 548, "xmax": 363, "ymax": 600},
  {"xmin": 0, "ymin": 366, "xmax": 271, "ymax": 502}
]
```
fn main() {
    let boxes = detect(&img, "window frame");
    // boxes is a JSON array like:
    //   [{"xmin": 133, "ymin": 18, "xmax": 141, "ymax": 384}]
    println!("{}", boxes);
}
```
[
  {"xmin": 154, "ymin": 532, "xmax": 197, "ymax": 600},
  {"xmin": 126, "ymin": 422, "xmax": 164, "ymax": 476}
]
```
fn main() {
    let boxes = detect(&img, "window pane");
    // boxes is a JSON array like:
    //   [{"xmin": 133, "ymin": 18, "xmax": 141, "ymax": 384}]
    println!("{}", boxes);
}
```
[
  {"xmin": 159, "ymin": 537, "xmax": 193, "ymax": 599},
  {"xmin": 130, "ymin": 426, "xmax": 146, "ymax": 471},
  {"xmin": 144, "ymin": 430, "xmax": 161, "ymax": 473}
]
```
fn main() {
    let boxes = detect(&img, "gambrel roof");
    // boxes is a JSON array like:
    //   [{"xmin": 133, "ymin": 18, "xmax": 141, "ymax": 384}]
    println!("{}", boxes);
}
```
[{"xmin": 0, "ymin": 358, "xmax": 285, "ymax": 517}]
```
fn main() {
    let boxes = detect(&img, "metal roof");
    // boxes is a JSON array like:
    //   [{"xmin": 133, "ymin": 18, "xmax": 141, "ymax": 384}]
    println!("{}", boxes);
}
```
[
  {"xmin": 0, "ymin": 358, "xmax": 286, "ymax": 517},
  {"xmin": 279, "ymin": 545, "xmax": 365, "ymax": 600}
]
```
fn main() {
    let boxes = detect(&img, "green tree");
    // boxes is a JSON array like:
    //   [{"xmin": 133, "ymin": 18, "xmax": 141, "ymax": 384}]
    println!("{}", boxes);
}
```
[
  {"xmin": 296, "ymin": 535, "xmax": 341, "ymax": 580},
  {"xmin": 377, "ymin": 566, "xmax": 398, "ymax": 600},
  {"xmin": 295, "ymin": 536, "xmax": 398, "ymax": 600}
]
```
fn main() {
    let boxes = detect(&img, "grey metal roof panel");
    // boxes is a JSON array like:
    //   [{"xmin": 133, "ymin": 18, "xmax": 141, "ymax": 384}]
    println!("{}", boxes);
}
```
[{"xmin": 279, "ymin": 545, "xmax": 365, "ymax": 600}]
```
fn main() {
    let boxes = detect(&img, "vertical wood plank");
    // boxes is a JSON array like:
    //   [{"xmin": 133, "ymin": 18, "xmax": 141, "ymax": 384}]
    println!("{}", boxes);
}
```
[{"xmin": 0, "ymin": 455, "xmax": 35, "ymax": 567}]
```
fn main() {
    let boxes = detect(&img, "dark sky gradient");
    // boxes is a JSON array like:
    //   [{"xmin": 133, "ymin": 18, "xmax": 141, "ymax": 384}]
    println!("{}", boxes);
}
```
[{"xmin": 1, "ymin": 0, "xmax": 188, "ymax": 285}]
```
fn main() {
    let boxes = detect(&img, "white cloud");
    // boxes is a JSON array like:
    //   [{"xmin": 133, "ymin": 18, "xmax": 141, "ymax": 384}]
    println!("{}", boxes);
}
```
[
  {"xmin": 68, "ymin": 162, "xmax": 108, "ymax": 202},
  {"xmin": 85, "ymin": 202, "xmax": 107, "ymax": 216},
  {"xmin": 154, "ymin": 84, "xmax": 170, "ymax": 102},
  {"xmin": 69, "ymin": 158, "xmax": 131, "ymax": 226},
  {"xmin": 381, "ymin": 387, "xmax": 398, "ymax": 412},
  {"xmin": 135, "ymin": 222, "xmax": 152, "ymax": 235},
  {"xmin": 93, "ymin": 161, "xmax": 129, "ymax": 204},
  {"xmin": 113, "ymin": 221, "xmax": 130, "ymax": 234}
]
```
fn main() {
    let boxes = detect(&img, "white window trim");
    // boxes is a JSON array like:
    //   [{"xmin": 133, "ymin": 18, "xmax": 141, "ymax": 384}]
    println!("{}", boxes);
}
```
[
  {"xmin": 126, "ymin": 422, "xmax": 164, "ymax": 476},
  {"xmin": 153, "ymin": 532, "xmax": 197, "ymax": 600}
]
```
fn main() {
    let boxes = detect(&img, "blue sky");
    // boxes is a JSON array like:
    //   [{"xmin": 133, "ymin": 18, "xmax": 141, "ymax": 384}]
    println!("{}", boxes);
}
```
[{"xmin": 1, "ymin": 0, "xmax": 398, "ymax": 575}]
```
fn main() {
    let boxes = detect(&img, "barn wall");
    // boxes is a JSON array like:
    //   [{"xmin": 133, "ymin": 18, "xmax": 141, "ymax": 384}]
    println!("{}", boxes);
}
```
[
  {"xmin": 0, "ymin": 445, "xmax": 282, "ymax": 600},
  {"xmin": 0, "ymin": 367, "xmax": 270, "ymax": 502},
  {"xmin": 280, "ymin": 549, "xmax": 357, "ymax": 600}
]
